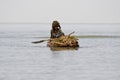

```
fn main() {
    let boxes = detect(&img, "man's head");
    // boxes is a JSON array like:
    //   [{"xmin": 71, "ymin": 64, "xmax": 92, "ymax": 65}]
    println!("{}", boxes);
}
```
[{"xmin": 52, "ymin": 20, "xmax": 61, "ymax": 31}]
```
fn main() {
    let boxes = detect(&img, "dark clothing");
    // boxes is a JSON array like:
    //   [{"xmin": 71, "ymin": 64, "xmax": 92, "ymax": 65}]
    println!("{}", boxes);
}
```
[{"xmin": 50, "ymin": 29, "xmax": 64, "ymax": 38}]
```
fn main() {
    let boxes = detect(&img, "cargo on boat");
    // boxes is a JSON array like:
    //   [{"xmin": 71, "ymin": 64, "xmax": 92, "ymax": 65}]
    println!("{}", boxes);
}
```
[{"xmin": 47, "ymin": 35, "xmax": 79, "ymax": 47}]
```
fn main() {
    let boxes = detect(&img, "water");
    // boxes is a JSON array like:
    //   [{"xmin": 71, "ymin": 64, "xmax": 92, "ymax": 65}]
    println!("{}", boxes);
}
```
[{"xmin": 0, "ymin": 23, "xmax": 120, "ymax": 80}]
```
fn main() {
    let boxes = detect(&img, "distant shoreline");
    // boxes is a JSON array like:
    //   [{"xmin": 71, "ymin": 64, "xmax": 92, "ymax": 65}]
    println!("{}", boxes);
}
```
[{"xmin": 0, "ymin": 23, "xmax": 120, "ymax": 24}]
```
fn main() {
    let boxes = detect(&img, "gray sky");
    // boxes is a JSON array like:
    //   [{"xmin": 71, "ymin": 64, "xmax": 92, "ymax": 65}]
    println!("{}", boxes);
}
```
[{"xmin": 0, "ymin": 0, "xmax": 120, "ymax": 23}]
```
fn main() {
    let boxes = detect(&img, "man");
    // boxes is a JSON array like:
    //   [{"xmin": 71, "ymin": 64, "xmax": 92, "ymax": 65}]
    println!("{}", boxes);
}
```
[{"xmin": 50, "ymin": 20, "xmax": 64, "ymax": 38}]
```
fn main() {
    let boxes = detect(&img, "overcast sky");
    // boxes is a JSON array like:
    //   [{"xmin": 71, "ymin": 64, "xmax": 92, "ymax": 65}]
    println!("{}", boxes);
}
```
[{"xmin": 0, "ymin": 0, "xmax": 120, "ymax": 23}]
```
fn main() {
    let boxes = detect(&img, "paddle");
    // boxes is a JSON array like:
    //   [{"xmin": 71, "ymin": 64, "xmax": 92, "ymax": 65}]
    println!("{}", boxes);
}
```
[
  {"xmin": 32, "ymin": 39, "xmax": 49, "ymax": 44},
  {"xmin": 68, "ymin": 31, "xmax": 75, "ymax": 36}
]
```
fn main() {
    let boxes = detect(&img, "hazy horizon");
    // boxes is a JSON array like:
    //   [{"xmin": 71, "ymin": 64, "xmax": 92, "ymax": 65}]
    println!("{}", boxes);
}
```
[{"xmin": 0, "ymin": 0, "xmax": 120, "ymax": 23}]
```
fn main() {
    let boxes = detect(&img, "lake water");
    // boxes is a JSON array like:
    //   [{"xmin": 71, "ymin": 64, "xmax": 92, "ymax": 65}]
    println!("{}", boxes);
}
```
[{"xmin": 0, "ymin": 23, "xmax": 120, "ymax": 80}]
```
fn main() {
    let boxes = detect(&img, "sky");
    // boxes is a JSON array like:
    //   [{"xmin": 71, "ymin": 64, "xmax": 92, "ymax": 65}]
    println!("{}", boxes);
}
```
[{"xmin": 0, "ymin": 0, "xmax": 120, "ymax": 23}]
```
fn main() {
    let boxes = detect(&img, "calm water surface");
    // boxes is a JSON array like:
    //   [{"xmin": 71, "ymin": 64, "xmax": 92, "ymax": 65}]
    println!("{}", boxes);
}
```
[{"xmin": 0, "ymin": 23, "xmax": 120, "ymax": 80}]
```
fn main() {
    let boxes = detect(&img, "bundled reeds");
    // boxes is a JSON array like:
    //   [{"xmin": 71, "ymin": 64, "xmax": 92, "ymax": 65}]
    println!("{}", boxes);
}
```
[{"xmin": 47, "ymin": 33, "xmax": 79, "ymax": 47}]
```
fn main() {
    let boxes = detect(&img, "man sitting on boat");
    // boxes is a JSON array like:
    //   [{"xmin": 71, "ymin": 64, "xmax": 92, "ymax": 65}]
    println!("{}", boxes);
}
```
[{"xmin": 32, "ymin": 20, "xmax": 79, "ymax": 47}]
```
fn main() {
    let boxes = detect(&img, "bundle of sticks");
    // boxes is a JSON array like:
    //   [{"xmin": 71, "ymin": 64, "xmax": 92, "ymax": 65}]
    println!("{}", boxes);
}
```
[{"xmin": 47, "ymin": 32, "xmax": 79, "ymax": 47}]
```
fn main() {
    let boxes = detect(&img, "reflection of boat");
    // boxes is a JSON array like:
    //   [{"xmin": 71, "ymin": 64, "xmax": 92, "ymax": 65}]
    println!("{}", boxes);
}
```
[
  {"xmin": 47, "ymin": 35, "xmax": 79, "ymax": 47},
  {"xmin": 49, "ymin": 47, "xmax": 79, "ymax": 51}
]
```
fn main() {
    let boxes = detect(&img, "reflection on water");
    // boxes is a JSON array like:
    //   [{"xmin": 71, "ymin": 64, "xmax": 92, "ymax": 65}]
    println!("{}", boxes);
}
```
[{"xmin": 49, "ymin": 47, "xmax": 79, "ymax": 51}]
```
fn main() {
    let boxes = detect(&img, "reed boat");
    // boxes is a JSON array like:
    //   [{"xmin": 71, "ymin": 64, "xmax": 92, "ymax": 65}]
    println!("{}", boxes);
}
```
[{"xmin": 47, "ymin": 35, "xmax": 79, "ymax": 47}]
